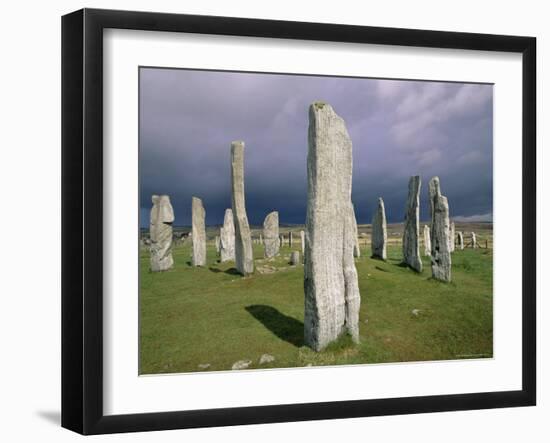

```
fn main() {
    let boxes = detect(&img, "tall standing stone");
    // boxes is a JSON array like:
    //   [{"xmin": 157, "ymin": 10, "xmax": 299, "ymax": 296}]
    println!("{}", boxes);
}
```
[
  {"xmin": 279, "ymin": 234, "xmax": 284, "ymax": 248},
  {"xmin": 288, "ymin": 231, "xmax": 293, "ymax": 247},
  {"xmin": 371, "ymin": 197, "xmax": 387, "ymax": 260},
  {"xmin": 457, "ymin": 231, "xmax": 464, "ymax": 250},
  {"xmin": 220, "ymin": 208, "xmax": 235, "ymax": 262},
  {"xmin": 471, "ymin": 232, "xmax": 477, "ymax": 249},
  {"xmin": 231, "ymin": 141, "xmax": 254, "ymax": 275},
  {"xmin": 215, "ymin": 235, "xmax": 221, "ymax": 254},
  {"xmin": 402, "ymin": 176, "xmax": 423, "ymax": 272},
  {"xmin": 191, "ymin": 197, "xmax": 206, "ymax": 267},
  {"xmin": 304, "ymin": 102, "xmax": 360, "ymax": 351},
  {"xmin": 429, "ymin": 177, "xmax": 451, "ymax": 282},
  {"xmin": 150, "ymin": 195, "xmax": 175, "ymax": 272},
  {"xmin": 423, "ymin": 224, "xmax": 431, "ymax": 257},
  {"xmin": 300, "ymin": 230, "xmax": 305, "ymax": 255},
  {"xmin": 352, "ymin": 206, "xmax": 361, "ymax": 258},
  {"xmin": 449, "ymin": 221, "xmax": 456, "ymax": 252},
  {"xmin": 263, "ymin": 211, "xmax": 280, "ymax": 258}
]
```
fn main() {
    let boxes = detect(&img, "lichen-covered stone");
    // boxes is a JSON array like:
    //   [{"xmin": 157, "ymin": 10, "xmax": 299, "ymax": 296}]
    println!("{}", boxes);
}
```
[
  {"xmin": 402, "ymin": 176, "xmax": 422, "ymax": 272},
  {"xmin": 429, "ymin": 177, "xmax": 451, "ymax": 282},
  {"xmin": 290, "ymin": 251, "xmax": 300, "ymax": 265},
  {"xmin": 304, "ymin": 103, "xmax": 360, "ymax": 351},
  {"xmin": 263, "ymin": 211, "xmax": 280, "ymax": 258},
  {"xmin": 231, "ymin": 141, "xmax": 254, "ymax": 275},
  {"xmin": 449, "ymin": 221, "xmax": 455, "ymax": 252},
  {"xmin": 371, "ymin": 197, "xmax": 387, "ymax": 260},
  {"xmin": 220, "ymin": 208, "xmax": 235, "ymax": 262},
  {"xmin": 457, "ymin": 231, "xmax": 464, "ymax": 250},
  {"xmin": 150, "ymin": 195, "xmax": 175, "ymax": 272},
  {"xmin": 423, "ymin": 224, "xmax": 431, "ymax": 257},
  {"xmin": 191, "ymin": 196, "xmax": 206, "ymax": 267}
]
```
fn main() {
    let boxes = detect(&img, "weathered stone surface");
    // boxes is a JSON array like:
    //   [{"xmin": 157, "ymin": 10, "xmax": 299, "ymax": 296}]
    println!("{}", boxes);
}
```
[
  {"xmin": 449, "ymin": 221, "xmax": 456, "ymax": 252},
  {"xmin": 290, "ymin": 251, "xmax": 300, "ymax": 265},
  {"xmin": 423, "ymin": 224, "xmax": 431, "ymax": 257},
  {"xmin": 279, "ymin": 234, "xmax": 284, "ymax": 248},
  {"xmin": 231, "ymin": 141, "xmax": 254, "ymax": 275},
  {"xmin": 191, "ymin": 197, "xmax": 207, "ymax": 267},
  {"xmin": 288, "ymin": 231, "xmax": 293, "ymax": 247},
  {"xmin": 215, "ymin": 235, "xmax": 220, "ymax": 253},
  {"xmin": 457, "ymin": 231, "xmax": 464, "ymax": 250},
  {"xmin": 371, "ymin": 197, "xmax": 387, "ymax": 260},
  {"xmin": 471, "ymin": 232, "xmax": 477, "ymax": 249},
  {"xmin": 304, "ymin": 102, "xmax": 360, "ymax": 352},
  {"xmin": 300, "ymin": 230, "xmax": 305, "ymax": 254},
  {"xmin": 150, "ymin": 195, "xmax": 175, "ymax": 272},
  {"xmin": 402, "ymin": 176, "xmax": 423, "ymax": 272},
  {"xmin": 352, "ymin": 206, "xmax": 361, "ymax": 258},
  {"xmin": 259, "ymin": 354, "xmax": 275, "ymax": 364},
  {"xmin": 263, "ymin": 211, "xmax": 280, "ymax": 258},
  {"xmin": 220, "ymin": 208, "xmax": 235, "ymax": 262},
  {"xmin": 231, "ymin": 360, "xmax": 251, "ymax": 370},
  {"xmin": 429, "ymin": 177, "xmax": 452, "ymax": 282}
]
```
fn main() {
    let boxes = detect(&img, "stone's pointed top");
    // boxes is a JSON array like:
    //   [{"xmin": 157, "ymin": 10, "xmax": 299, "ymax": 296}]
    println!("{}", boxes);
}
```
[
  {"xmin": 192, "ymin": 196, "xmax": 202, "ymax": 203},
  {"xmin": 429, "ymin": 176, "xmax": 441, "ymax": 196},
  {"xmin": 312, "ymin": 100, "xmax": 328, "ymax": 109},
  {"xmin": 231, "ymin": 140, "xmax": 245, "ymax": 148}
]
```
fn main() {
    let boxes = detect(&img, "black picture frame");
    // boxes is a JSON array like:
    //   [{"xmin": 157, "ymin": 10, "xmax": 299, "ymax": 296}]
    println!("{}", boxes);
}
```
[{"xmin": 61, "ymin": 8, "xmax": 536, "ymax": 435}]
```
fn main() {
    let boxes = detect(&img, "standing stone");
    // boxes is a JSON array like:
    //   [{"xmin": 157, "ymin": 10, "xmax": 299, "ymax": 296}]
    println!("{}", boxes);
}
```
[
  {"xmin": 220, "ymin": 208, "xmax": 235, "ymax": 262},
  {"xmin": 231, "ymin": 141, "xmax": 254, "ymax": 275},
  {"xmin": 288, "ymin": 231, "xmax": 293, "ymax": 247},
  {"xmin": 371, "ymin": 197, "xmax": 387, "ymax": 260},
  {"xmin": 279, "ymin": 234, "xmax": 284, "ymax": 248},
  {"xmin": 300, "ymin": 230, "xmax": 305, "ymax": 255},
  {"xmin": 215, "ymin": 235, "xmax": 221, "ymax": 254},
  {"xmin": 402, "ymin": 176, "xmax": 423, "ymax": 272},
  {"xmin": 304, "ymin": 102, "xmax": 360, "ymax": 351},
  {"xmin": 423, "ymin": 224, "xmax": 431, "ymax": 257},
  {"xmin": 457, "ymin": 231, "xmax": 464, "ymax": 250},
  {"xmin": 259, "ymin": 233, "xmax": 263, "ymax": 245},
  {"xmin": 352, "ymin": 207, "xmax": 361, "ymax": 258},
  {"xmin": 191, "ymin": 197, "xmax": 206, "ymax": 267},
  {"xmin": 449, "ymin": 221, "xmax": 456, "ymax": 252},
  {"xmin": 150, "ymin": 195, "xmax": 175, "ymax": 272},
  {"xmin": 263, "ymin": 211, "xmax": 280, "ymax": 258},
  {"xmin": 429, "ymin": 177, "xmax": 452, "ymax": 282},
  {"xmin": 290, "ymin": 251, "xmax": 300, "ymax": 265},
  {"xmin": 471, "ymin": 232, "xmax": 477, "ymax": 249}
]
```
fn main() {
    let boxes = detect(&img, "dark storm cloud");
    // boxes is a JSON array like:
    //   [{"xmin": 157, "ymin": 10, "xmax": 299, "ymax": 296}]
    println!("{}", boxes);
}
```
[{"xmin": 139, "ymin": 68, "xmax": 493, "ymax": 227}]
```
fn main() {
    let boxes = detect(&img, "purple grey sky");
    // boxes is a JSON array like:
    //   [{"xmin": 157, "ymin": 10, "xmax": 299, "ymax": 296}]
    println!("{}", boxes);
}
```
[{"xmin": 139, "ymin": 67, "xmax": 493, "ymax": 228}]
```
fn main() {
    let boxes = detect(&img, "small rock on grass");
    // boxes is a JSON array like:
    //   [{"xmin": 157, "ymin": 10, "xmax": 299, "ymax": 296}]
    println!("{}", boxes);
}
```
[
  {"xmin": 411, "ymin": 309, "xmax": 421, "ymax": 316},
  {"xmin": 231, "ymin": 360, "xmax": 252, "ymax": 370},
  {"xmin": 259, "ymin": 354, "xmax": 275, "ymax": 364},
  {"xmin": 198, "ymin": 363, "xmax": 211, "ymax": 369}
]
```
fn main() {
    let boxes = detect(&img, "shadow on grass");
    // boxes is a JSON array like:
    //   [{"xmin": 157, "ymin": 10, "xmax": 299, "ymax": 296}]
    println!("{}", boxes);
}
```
[
  {"xmin": 209, "ymin": 267, "xmax": 242, "ymax": 275},
  {"xmin": 245, "ymin": 305, "xmax": 304, "ymax": 347}
]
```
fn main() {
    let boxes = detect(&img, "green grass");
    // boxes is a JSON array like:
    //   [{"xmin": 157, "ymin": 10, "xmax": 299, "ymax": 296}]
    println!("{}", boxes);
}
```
[{"xmin": 139, "ymin": 242, "xmax": 493, "ymax": 374}]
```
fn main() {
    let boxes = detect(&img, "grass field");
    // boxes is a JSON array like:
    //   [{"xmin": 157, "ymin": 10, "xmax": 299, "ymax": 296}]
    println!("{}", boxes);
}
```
[{"xmin": 139, "ymin": 225, "xmax": 493, "ymax": 374}]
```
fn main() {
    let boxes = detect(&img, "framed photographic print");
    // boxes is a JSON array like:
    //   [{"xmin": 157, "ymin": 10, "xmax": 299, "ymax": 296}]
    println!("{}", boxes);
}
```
[{"xmin": 61, "ymin": 8, "xmax": 536, "ymax": 435}]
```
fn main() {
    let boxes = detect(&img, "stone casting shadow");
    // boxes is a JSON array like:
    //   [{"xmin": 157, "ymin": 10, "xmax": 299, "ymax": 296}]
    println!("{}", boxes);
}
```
[
  {"xmin": 245, "ymin": 305, "xmax": 304, "ymax": 347},
  {"xmin": 209, "ymin": 267, "xmax": 242, "ymax": 275}
]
